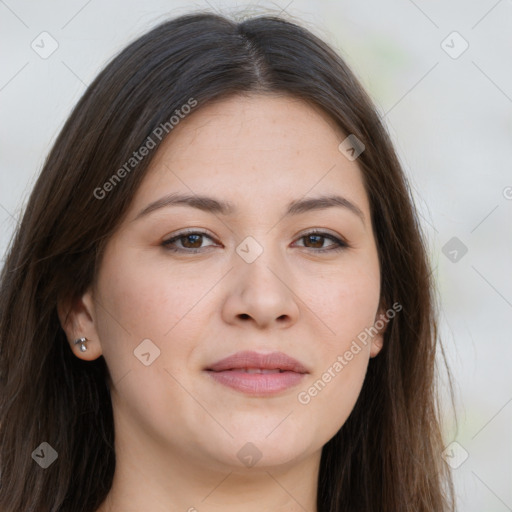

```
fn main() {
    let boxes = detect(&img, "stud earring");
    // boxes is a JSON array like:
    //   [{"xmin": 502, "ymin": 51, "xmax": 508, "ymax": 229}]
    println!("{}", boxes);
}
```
[{"xmin": 73, "ymin": 337, "xmax": 88, "ymax": 352}]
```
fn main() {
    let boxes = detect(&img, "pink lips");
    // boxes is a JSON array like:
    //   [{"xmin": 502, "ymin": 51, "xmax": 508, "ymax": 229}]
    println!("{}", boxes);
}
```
[{"xmin": 204, "ymin": 350, "xmax": 309, "ymax": 396}]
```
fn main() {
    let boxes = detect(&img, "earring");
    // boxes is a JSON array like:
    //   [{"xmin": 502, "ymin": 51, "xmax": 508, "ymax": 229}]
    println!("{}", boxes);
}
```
[{"xmin": 73, "ymin": 337, "xmax": 88, "ymax": 352}]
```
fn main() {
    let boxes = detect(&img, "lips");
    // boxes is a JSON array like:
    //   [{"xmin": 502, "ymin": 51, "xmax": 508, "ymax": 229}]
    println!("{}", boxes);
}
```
[
  {"xmin": 205, "ymin": 350, "xmax": 309, "ymax": 374},
  {"xmin": 204, "ymin": 351, "xmax": 309, "ymax": 395}
]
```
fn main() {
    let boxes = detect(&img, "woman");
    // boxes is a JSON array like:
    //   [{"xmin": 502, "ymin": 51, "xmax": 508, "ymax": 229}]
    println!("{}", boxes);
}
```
[{"xmin": 0, "ymin": 10, "xmax": 455, "ymax": 512}]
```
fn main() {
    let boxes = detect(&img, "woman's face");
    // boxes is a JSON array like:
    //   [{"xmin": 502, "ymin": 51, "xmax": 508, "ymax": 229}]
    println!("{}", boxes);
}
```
[{"xmin": 64, "ymin": 93, "xmax": 385, "ymax": 471}]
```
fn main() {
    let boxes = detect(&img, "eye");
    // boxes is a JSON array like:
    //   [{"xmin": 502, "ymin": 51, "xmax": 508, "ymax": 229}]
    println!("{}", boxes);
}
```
[
  {"xmin": 293, "ymin": 230, "xmax": 348, "ymax": 253},
  {"xmin": 162, "ymin": 229, "xmax": 348, "ymax": 254},
  {"xmin": 162, "ymin": 230, "xmax": 218, "ymax": 253}
]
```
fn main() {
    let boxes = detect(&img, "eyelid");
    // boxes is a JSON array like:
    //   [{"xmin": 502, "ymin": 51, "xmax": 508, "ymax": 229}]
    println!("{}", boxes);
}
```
[
  {"xmin": 162, "ymin": 228, "xmax": 349, "ymax": 253},
  {"xmin": 291, "ymin": 229, "xmax": 348, "ymax": 252},
  {"xmin": 162, "ymin": 229, "xmax": 220, "ymax": 250},
  {"xmin": 295, "ymin": 227, "xmax": 346, "ymax": 242}
]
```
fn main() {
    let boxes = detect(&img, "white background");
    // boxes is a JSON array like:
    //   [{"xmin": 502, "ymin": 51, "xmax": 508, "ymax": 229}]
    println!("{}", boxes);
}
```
[{"xmin": 1, "ymin": 1, "xmax": 511, "ymax": 510}]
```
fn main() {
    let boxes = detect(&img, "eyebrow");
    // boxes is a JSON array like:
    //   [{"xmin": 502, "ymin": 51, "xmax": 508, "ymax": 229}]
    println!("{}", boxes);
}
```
[{"xmin": 133, "ymin": 192, "xmax": 365, "ymax": 224}]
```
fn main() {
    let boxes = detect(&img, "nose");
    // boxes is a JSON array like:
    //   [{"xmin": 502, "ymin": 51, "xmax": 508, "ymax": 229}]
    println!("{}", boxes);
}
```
[{"xmin": 221, "ymin": 249, "xmax": 300, "ymax": 330}]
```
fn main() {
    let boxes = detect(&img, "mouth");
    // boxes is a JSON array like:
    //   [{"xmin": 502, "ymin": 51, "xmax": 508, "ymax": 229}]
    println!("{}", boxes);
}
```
[
  {"xmin": 204, "ymin": 351, "xmax": 309, "ymax": 396},
  {"xmin": 220, "ymin": 368, "xmax": 288, "ymax": 373}
]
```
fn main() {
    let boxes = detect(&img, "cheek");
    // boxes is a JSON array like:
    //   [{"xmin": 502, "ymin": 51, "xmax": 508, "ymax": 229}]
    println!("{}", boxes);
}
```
[
  {"xmin": 294, "ymin": 261, "xmax": 379, "ymax": 432},
  {"xmin": 93, "ymin": 250, "xmax": 197, "ymax": 382},
  {"xmin": 297, "ymin": 292, "xmax": 374, "ymax": 440},
  {"xmin": 94, "ymin": 247, "xmax": 233, "ymax": 398},
  {"xmin": 94, "ymin": 252, "xmax": 208, "ymax": 437},
  {"xmin": 300, "ymin": 350, "xmax": 369, "ymax": 441},
  {"xmin": 305, "ymin": 259, "xmax": 380, "ymax": 346},
  {"xmin": 96, "ymin": 247, "xmax": 212, "ymax": 339}
]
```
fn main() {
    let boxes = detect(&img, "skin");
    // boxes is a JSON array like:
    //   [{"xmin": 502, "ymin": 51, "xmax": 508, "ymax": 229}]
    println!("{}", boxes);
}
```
[{"xmin": 59, "ymin": 93, "xmax": 386, "ymax": 512}]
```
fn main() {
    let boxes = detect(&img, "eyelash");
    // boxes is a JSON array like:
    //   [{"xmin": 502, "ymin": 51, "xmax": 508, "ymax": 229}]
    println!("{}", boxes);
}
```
[{"xmin": 162, "ymin": 229, "xmax": 348, "ymax": 254}]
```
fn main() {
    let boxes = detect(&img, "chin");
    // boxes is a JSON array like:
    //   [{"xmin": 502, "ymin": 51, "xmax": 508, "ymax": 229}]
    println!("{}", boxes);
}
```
[{"xmin": 203, "ymin": 430, "xmax": 315, "ymax": 471}]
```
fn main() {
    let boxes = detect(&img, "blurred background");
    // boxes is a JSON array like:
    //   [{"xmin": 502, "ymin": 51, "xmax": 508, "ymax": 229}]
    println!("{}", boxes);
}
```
[{"xmin": 1, "ymin": 0, "xmax": 511, "ymax": 509}]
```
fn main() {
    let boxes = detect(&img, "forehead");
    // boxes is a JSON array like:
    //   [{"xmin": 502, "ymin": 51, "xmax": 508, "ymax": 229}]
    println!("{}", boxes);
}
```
[
  {"xmin": 127, "ymin": 93, "xmax": 371, "ymax": 220},
  {"xmin": 157, "ymin": 93, "xmax": 345, "ymax": 155}
]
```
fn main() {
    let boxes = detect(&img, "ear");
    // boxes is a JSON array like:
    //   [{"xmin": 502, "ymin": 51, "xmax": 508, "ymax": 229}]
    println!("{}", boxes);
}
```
[
  {"xmin": 57, "ymin": 286, "xmax": 103, "ymax": 361},
  {"xmin": 369, "ymin": 305, "xmax": 389, "ymax": 358}
]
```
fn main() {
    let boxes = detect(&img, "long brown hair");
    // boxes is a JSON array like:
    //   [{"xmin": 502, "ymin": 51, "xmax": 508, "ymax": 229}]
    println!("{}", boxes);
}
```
[{"xmin": 0, "ymin": 10, "xmax": 455, "ymax": 511}]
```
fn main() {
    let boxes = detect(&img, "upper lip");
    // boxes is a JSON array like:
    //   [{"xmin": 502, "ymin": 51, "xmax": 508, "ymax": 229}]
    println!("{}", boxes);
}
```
[{"xmin": 205, "ymin": 350, "xmax": 309, "ymax": 373}]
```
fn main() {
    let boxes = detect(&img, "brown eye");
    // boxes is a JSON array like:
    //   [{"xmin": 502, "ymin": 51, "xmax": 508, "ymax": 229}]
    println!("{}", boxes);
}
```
[
  {"xmin": 303, "ymin": 234, "xmax": 326, "ymax": 249},
  {"xmin": 294, "ymin": 231, "xmax": 348, "ymax": 253},
  {"xmin": 179, "ymin": 234, "xmax": 203, "ymax": 249},
  {"xmin": 162, "ymin": 231, "xmax": 217, "ymax": 253}
]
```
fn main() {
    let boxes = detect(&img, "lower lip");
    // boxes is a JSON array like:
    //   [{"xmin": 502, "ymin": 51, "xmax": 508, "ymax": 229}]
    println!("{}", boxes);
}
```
[{"xmin": 205, "ymin": 370, "xmax": 306, "ymax": 395}]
